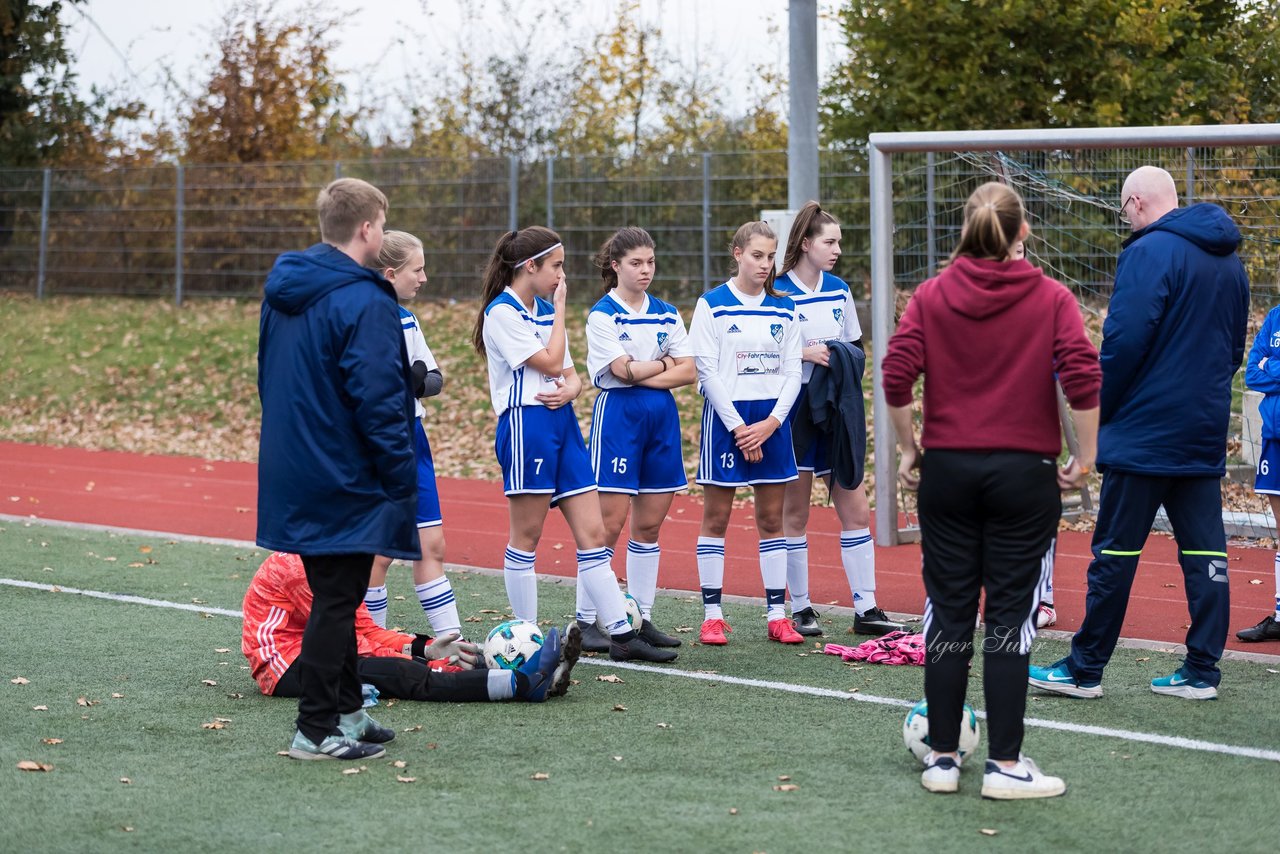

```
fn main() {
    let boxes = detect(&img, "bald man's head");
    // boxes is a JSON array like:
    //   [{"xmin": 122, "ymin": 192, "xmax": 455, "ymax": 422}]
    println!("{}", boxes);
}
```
[{"xmin": 1120, "ymin": 166, "xmax": 1179, "ymax": 231}]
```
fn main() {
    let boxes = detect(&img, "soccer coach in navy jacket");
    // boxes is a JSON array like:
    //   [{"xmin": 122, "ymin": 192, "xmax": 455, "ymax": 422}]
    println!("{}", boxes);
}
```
[
  {"xmin": 1030, "ymin": 165, "xmax": 1248, "ymax": 701},
  {"xmin": 257, "ymin": 178, "xmax": 420, "ymax": 759}
]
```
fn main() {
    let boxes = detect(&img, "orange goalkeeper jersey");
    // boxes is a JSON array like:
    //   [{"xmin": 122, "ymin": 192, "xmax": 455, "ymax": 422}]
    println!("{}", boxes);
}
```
[{"xmin": 241, "ymin": 552, "xmax": 416, "ymax": 696}]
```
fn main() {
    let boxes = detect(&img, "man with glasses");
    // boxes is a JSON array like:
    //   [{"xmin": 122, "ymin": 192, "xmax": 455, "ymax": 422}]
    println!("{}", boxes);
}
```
[{"xmin": 1029, "ymin": 165, "xmax": 1249, "ymax": 702}]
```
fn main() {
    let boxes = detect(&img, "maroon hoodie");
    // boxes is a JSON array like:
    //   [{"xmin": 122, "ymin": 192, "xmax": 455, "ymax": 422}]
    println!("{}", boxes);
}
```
[{"xmin": 881, "ymin": 256, "xmax": 1100, "ymax": 456}]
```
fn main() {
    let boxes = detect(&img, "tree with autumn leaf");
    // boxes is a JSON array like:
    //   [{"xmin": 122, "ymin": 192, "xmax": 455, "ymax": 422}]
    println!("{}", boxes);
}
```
[{"xmin": 821, "ymin": 0, "xmax": 1280, "ymax": 146}]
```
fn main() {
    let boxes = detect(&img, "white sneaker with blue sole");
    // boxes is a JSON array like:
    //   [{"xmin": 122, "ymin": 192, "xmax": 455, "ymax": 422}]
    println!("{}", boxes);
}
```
[
  {"xmin": 1151, "ymin": 667, "xmax": 1218, "ymax": 700},
  {"xmin": 1027, "ymin": 660, "xmax": 1102, "ymax": 699},
  {"xmin": 981, "ymin": 755, "xmax": 1066, "ymax": 800}
]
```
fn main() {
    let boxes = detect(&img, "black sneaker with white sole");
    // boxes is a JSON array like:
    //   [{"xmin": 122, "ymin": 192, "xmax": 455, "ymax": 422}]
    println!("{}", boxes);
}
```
[
  {"xmin": 1236, "ymin": 614, "xmax": 1280, "ymax": 642},
  {"xmin": 854, "ymin": 607, "xmax": 906, "ymax": 636},
  {"xmin": 792, "ymin": 606, "xmax": 824, "ymax": 637},
  {"xmin": 638, "ymin": 619, "xmax": 682, "ymax": 647},
  {"xmin": 577, "ymin": 619, "xmax": 611, "ymax": 653},
  {"xmin": 610, "ymin": 633, "xmax": 678, "ymax": 663}
]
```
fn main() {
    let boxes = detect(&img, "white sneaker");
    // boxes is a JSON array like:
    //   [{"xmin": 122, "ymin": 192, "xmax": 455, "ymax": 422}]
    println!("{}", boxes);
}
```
[
  {"xmin": 981, "ymin": 755, "xmax": 1066, "ymax": 800},
  {"xmin": 920, "ymin": 751, "xmax": 961, "ymax": 793},
  {"xmin": 1036, "ymin": 604, "xmax": 1057, "ymax": 629}
]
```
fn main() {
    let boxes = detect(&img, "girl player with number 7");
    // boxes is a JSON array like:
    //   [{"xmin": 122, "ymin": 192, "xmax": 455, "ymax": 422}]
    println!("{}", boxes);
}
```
[
  {"xmin": 473, "ymin": 226, "xmax": 676, "ymax": 663},
  {"xmin": 689, "ymin": 221, "xmax": 805, "ymax": 646}
]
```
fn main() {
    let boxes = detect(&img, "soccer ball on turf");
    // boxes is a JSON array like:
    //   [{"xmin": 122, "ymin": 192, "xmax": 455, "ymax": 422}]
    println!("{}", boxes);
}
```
[
  {"xmin": 902, "ymin": 699, "xmax": 981, "ymax": 762},
  {"xmin": 596, "ymin": 592, "xmax": 643, "ymax": 635},
  {"xmin": 484, "ymin": 620, "xmax": 545, "ymax": 670}
]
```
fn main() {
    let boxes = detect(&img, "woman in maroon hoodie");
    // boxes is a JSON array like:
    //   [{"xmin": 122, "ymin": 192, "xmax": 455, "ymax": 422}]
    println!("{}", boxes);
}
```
[{"xmin": 882, "ymin": 182, "xmax": 1100, "ymax": 799}]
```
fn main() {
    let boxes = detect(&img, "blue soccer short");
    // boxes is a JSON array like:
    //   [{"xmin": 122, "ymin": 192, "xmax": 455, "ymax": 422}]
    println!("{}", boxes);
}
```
[
  {"xmin": 787, "ymin": 383, "xmax": 831, "ymax": 477},
  {"xmin": 1256, "ymin": 437, "xmax": 1280, "ymax": 495},
  {"xmin": 697, "ymin": 397, "xmax": 798, "ymax": 487},
  {"xmin": 495, "ymin": 404, "xmax": 597, "ymax": 504},
  {"xmin": 589, "ymin": 387, "xmax": 688, "ymax": 495},
  {"xmin": 413, "ymin": 419, "xmax": 442, "ymax": 528}
]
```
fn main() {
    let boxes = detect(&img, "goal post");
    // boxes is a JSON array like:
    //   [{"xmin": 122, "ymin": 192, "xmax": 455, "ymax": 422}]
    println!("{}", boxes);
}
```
[{"xmin": 868, "ymin": 123, "xmax": 1280, "ymax": 547}]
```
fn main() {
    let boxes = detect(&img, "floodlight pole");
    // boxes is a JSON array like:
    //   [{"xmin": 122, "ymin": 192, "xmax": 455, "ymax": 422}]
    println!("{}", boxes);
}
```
[{"xmin": 787, "ymin": 0, "xmax": 819, "ymax": 209}]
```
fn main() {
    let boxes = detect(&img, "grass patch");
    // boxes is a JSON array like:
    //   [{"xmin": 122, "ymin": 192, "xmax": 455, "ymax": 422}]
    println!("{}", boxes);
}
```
[{"xmin": 2, "ymin": 521, "xmax": 1278, "ymax": 852}]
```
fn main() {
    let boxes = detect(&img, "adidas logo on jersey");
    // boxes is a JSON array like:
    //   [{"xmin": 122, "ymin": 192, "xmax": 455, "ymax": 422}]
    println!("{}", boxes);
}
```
[
  {"xmin": 727, "ymin": 324, "xmax": 742, "ymax": 334},
  {"xmin": 798, "ymin": 313, "xmax": 808, "ymax": 322},
  {"xmin": 618, "ymin": 331, "xmax": 632, "ymax": 341}
]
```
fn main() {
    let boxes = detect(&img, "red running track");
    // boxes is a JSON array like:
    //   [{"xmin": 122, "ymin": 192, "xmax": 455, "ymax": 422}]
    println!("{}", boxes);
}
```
[{"xmin": 2, "ymin": 441, "xmax": 1275, "ymax": 653}]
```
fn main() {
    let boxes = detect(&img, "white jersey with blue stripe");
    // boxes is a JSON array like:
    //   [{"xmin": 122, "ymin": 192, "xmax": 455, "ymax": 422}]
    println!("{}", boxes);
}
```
[
  {"xmin": 688, "ymin": 280, "xmax": 802, "ymax": 404},
  {"xmin": 773, "ymin": 271, "xmax": 862, "ymax": 384},
  {"xmin": 586, "ymin": 290, "xmax": 692, "ymax": 390},
  {"xmin": 482, "ymin": 287, "xmax": 574, "ymax": 416},
  {"xmin": 399, "ymin": 305, "xmax": 438, "ymax": 419}
]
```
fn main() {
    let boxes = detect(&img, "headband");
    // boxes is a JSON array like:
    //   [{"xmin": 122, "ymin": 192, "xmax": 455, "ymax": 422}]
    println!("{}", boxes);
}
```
[{"xmin": 512, "ymin": 242, "xmax": 563, "ymax": 268}]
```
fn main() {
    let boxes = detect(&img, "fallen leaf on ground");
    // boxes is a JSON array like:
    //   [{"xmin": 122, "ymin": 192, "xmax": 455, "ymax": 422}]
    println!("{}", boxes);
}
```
[
  {"xmin": 112, "ymin": 693, "xmax": 124, "ymax": 698},
  {"xmin": 214, "ymin": 648, "xmax": 231, "ymax": 654},
  {"xmin": 139, "ymin": 546, "xmax": 152, "ymax": 553},
  {"xmin": 277, "ymin": 751, "xmax": 289, "ymax": 756},
  {"xmin": 403, "ymin": 725, "xmax": 423, "ymax": 732},
  {"xmin": 226, "ymin": 693, "xmax": 244, "ymax": 699},
  {"xmin": 773, "ymin": 784, "xmax": 800, "ymax": 792},
  {"xmin": 342, "ymin": 767, "xmax": 361, "ymax": 776},
  {"xmin": 10, "ymin": 677, "xmax": 30, "ymax": 685},
  {"xmin": 392, "ymin": 760, "xmax": 407, "ymax": 769},
  {"xmin": 397, "ymin": 776, "xmax": 417, "ymax": 783},
  {"xmin": 729, "ymin": 808, "xmax": 739, "ymax": 815},
  {"xmin": 201, "ymin": 721, "xmax": 225, "ymax": 730},
  {"xmin": 657, "ymin": 722, "xmax": 671, "ymax": 729},
  {"xmin": 479, "ymin": 609, "xmax": 501, "ymax": 614},
  {"xmin": 41, "ymin": 738, "xmax": 62, "ymax": 745},
  {"xmin": 201, "ymin": 680, "xmax": 217, "ymax": 687},
  {"xmin": 17, "ymin": 760, "xmax": 53, "ymax": 772},
  {"xmin": 214, "ymin": 717, "xmax": 232, "ymax": 723},
  {"xmin": 530, "ymin": 772, "xmax": 550, "ymax": 781},
  {"xmin": 612, "ymin": 704, "xmax": 627, "ymax": 712},
  {"xmin": 980, "ymin": 828, "xmax": 998, "ymax": 836},
  {"xmin": 1135, "ymin": 657, "xmax": 1149, "ymax": 663},
  {"xmin": 32, "ymin": 705, "xmax": 48, "ymax": 711},
  {"xmin": 612, "ymin": 756, "xmax": 622, "ymax": 761},
  {"xmin": 596, "ymin": 674, "xmax": 624, "ymax": 684},
  {"xmin": 1250, "ymin": 578, "xmax": 1263, "ymax": 585},
  {"xmin": 777, "ymin": 775, "xmax": 791, "ymax": 781},
  {"xmin": 426, "ymin": 743, "xmax": 438, "ymax": 749},
  {"xmin": 120, "ymin": 777, "xmax": 132, "ymax": 784}
]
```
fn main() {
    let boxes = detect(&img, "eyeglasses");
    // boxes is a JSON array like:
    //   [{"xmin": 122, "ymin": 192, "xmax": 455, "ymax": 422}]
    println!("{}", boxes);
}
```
[{"xmin": 1119, "ymin": 195, "xmax": 1136, "ymax": 223}]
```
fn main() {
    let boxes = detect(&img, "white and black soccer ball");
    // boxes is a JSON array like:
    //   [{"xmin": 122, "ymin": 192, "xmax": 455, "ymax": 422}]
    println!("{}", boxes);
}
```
[
  {"xmin": 484, "ymin": 619, "xmax": 545, "ymax": 670},
  {"xmin": 596, "ymin": 592, "xmax": 643, "ymax": 635},
  {"xmin": 902, "ymin": 699, "xmax": 981, "ymax": 762}
]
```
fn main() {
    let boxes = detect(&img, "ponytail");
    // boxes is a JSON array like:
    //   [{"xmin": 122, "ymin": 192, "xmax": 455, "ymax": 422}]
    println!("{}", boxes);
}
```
[
  {"xmin": 473, "ymin": 226, "xmax": 562, "ymax": 355},
  {"xmin": 594, "ymin": 226, "xmax": 656, "ymax": 293},
  {"xmin": 730, "ymin": 220, "xmax": 781, "ymax": 297},
  {"xmin": 949, "ymin": 182, "xmax": 1025, "ymax": 264},
  {"xmin": 780, "ymin": 201, "xmax": 839, "ymax": 275}
]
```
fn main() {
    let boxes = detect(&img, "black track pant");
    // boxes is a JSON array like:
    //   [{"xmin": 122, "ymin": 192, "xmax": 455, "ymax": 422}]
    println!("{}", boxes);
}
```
[
  {"xmin": 917, "ymin": 450, "xmax": 1059, "ymax": 761},
  {"xmin": 277, "ymin": 657, "xmax": 494, "ymax": 703},
  {"xmin": 295, "ymin": 553, "xmax": 374, "ymax": 744}
]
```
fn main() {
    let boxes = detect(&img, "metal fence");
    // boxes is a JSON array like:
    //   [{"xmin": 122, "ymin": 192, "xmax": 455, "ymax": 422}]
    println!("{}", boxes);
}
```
[{"xmin": 2, "ymin": 146, "xmax": 1279, "ymax": 307}]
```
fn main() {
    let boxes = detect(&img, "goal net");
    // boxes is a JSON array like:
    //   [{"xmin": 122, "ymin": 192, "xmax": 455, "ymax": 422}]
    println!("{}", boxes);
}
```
[{"xmin": 867, "ymin": 126, "xmax": 1280, "ymax": 545}]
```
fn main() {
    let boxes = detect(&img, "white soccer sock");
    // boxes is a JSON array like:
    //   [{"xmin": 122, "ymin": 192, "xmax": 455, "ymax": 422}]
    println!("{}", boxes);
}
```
[
  {"xmin": 574, "ymin": 573, "xmax": 597, "ymax": 625},
  {"xmin": 579, "ymin": 548, "xmax": 630, "ymax": 636},
  {"xmin": 697, "ymin": 536, "xmax": 726, "ymax": 620},
  {"xmin": 363, "ymin": 585, "xmax": 389, "ymax": 628},
  {"xmin": 487, "ymin": 669, "xmax": 516, "ymax": 701},
  {"xmin": 786, "ymin": 535, "xmax": 811, "ymax": 614},
  {"xmin": 415, "ymin": 576, "xmax": 461, "ymax": 637},
  {"xmin": 1274, "ymin": 551, "xmax": 1280, "ymax": 620},
  {"xmin": 503, "ymin": 545, "xmax": 538, "ymax": 622},
  {"xmin": 626, "ymin": 540, "xmax": 661, "ymax": 620},
  {"xmin": 841, "ymin": 528, "xmax": 877, "ymax": 615},
  {"xmin": 760, "ymin": 537, "xmax": 788, "ymax": 621}
]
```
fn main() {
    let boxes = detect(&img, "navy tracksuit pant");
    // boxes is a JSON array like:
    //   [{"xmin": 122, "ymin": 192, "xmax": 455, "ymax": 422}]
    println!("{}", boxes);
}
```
[{"xmin": 1065, "ymin": 471, "xmax": 1230, "ymax": 686}]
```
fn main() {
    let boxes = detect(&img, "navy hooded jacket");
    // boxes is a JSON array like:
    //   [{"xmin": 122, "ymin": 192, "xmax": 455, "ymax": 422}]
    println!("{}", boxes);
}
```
[
  {"xmin": 1097, "ymin": 203, "xmax": 1249, "ymax": 477},
  {"xmin": 256, "ymin": 243, "xmax": 420, "ymax": 559}
]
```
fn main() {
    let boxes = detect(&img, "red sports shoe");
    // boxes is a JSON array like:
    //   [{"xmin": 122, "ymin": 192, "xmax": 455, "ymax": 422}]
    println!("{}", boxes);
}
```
[
  {"xmin": 700, "ymin": 618, "xmax": 732, "ymax": 645},
  {"xmin": 768, "ymin": 618, "xmax": 804, "ymax": 644}
]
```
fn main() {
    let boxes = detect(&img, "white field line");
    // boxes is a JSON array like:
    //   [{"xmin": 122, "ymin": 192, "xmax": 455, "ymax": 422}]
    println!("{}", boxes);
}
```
[{"xmin": 2, "ymin": 576, "xmax": 1279, "ymax": 765}]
